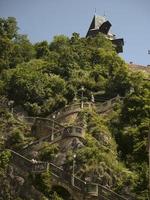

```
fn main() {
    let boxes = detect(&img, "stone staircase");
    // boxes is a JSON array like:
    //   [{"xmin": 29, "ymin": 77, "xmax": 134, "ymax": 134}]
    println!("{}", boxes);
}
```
[
  {"xmin": 95, "ymin": 95, "xmax": 122, "ymax": 114},
  {"xmin": 20, "ymin": 125, "xmax": 85, "ymax": 155},
  {"xmin": 8, "ymin": 96, "xmax": 128, "ymax": 199},
  {"xmin": 21, "ymin": 128, "xmax": 64, "ymax": 152},
  {"xmin": 23, "ymin": 116, "xmax": 64, "ymax": 136},
  {"xmin": 20, "ymin": 96, "xmax": 121, "ymax": 153},
  {"xmin": 9, "ymin": 149, "xmax": 128, "ymax": 200},
  {"xmin": 50, "ymin": 95, "xmax": 122, "ymax": 120}
]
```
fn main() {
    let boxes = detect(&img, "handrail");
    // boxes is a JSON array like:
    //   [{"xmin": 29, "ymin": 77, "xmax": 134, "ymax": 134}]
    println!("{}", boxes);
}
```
[
  {"xmin": 21, "ymin": 97, "xmax": 122, "ymax": 128},
  {"xmin": 21, "ymin": 125, "xmax": 84, "ymax": 152},
  {"xmin": 21, "ymin": 128, "xmax": 64, "ymax": 151},
  {"xmin": 95, "ymin": 96, "xmax": 122, "ymax": 113},
  {"xmin": 7, "ymin": 149, "xmax": 49, "ymax": 172},
  {"xmin": 8, "ymin": 149, "xmax": 128, "ymax": 199},
  {"xmin": 8, "ymin": 149, "xmax": 32, "ymax": 163},
  {"xmin": 98, "ymin": 184, "xmax": 128, "ymax": 200},
  {"xmin": 50, "ymin": 102, "xmax": 93, "ymax": 119},
  {"xmin": 23, "ymin": 116, "xmax": 64, "ymax": 128},
  {"xmin": 50, "ymin": 96, "xmax": 122, "ymax": 119},
  {"xmin": 36, "ymin": 117, "xmax": 64, "ymax": 128},
  {"xmin": 51, "ymin": 103, "xmax": 81, "ymax": 115},
  {"xmin": 74, "ymin": 176, "xmax": 86, "ymax": 185},
  {"xmin": 49, "ymin": 162, "xmax": 63, "ymax": 171},
  {"xmin": 5, "ymin": 96, "xmax": 128, "ymax": 199}
]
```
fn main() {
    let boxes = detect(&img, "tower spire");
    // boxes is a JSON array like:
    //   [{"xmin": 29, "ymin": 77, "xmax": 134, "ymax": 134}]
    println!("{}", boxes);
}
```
[
  {"xmin": 94, "ymin": 8, "xmax": 97, "ymax": 15},
  {"xmin": 103, "ymin": 11, "xmax": 106, "ymax": 18}
]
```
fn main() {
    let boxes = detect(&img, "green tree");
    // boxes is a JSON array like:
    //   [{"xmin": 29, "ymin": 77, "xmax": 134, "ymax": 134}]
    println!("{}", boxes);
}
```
[
  {"xmin": 35, "ymin": 41, "xmax": 50, "ymax": 59},
  {"xmin": 10, "ymin": 34, "xmax": 35, "ymax": 67},
  {"xmin": 0, "ymin": 17, "xmax": 18, "ymax": 39},
  {"xmin": 0, "ymin": 17, "xmax": 35, "ymax": 72},
  {"xmin": 3, "ymin": 59, "xmax": 67, "ymax": 115},
  {"xmin": 0, "ymin": 17, "xmax": 18, "ymax": 72}
]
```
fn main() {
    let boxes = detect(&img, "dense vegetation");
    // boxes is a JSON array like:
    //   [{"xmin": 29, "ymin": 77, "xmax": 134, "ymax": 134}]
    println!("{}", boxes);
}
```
[{"xmin": 0, "ymin": 17, "xmax": 149, "ymax": 199}]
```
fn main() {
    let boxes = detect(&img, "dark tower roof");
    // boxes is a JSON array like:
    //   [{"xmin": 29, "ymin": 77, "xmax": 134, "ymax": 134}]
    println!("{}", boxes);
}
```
[
  {"xmin": 86, "ymin": 15, "xmax": 112, "ymax": 37},
  {"xmin": 86, "ymin": 15, "xmax": 124, "ymax": 53},
  {"xmin": 88, "ymin": 15, "xmax": 106, "ymax": 30}
]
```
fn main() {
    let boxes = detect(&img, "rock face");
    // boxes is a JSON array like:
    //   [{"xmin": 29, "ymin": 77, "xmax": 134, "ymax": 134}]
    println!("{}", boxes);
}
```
[
  {"xmin": 128, "ymin": 63, "xmax": 150, "ymax": 75},
  {"xmin": 1, "ymin": 97, "xmax": 135, "ymax": 199},
  {"xmin": 1, "ymin": 164, "xmax": 48, "ymax": 200},
  {"xmin": 55, "ymin": 137, "xmax": 84, "ymax": 166}
]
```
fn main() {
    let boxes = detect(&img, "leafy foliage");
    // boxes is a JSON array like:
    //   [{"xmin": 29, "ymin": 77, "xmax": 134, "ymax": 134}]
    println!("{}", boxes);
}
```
[
  {"xmin": 0, "ymin": 150, "xmax": 11, "ymax": 175},
  {"xmin": 0, "ymin": 17, "xmax": 35, "ymax": 72},
  {"xmin": 31, "ymin": 170, "xmax": 52, "ymax": 199},
  {"xmin": 39, "ymin": 143, "xmax": 59, "ymax": 161},
  {"xmin": 0, "ymin": 17, "xmax": 149, "ymax": 199},
  {"xmin": 109, "ymin": 72, "xmax": 149, "ymax": 198}
]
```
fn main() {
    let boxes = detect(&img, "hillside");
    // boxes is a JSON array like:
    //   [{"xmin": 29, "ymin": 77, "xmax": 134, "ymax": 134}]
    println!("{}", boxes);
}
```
[
  {"xmin": 0, "ymin": 17, "xmax": 149, "ymax": 200},
  {"xmin": 128, "ymin": 63, "xmax": 150, "ymax": 79}
]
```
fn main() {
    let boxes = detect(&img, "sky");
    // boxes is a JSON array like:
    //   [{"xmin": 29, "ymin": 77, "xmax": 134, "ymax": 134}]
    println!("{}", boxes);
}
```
[{"xmin": 0, "ymin": 0, "xmax": 150, "ymax": 66}]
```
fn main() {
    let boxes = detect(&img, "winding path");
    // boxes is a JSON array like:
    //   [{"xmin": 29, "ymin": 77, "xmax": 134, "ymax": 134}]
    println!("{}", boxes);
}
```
[{"xmin": 8, "ymin": 149, "xmax": 128, "ymax": 200}]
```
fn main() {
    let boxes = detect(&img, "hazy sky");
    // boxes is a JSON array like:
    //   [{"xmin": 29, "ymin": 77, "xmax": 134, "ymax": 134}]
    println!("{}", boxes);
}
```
[{"xmin": 0, "ymin": 0, "xmax": 150, "ymax": 65}]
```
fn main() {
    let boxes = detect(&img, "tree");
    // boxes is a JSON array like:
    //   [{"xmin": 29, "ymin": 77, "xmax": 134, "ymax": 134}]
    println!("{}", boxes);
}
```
[
  {"xmin": 35, "ymin": 41, "xmax": 50, "ymax": 59},
  {"xmin": 10, "ymin": 34, "xmax": 35, "ymax": 67},
  {"xmin": 3, "ymin": 59, "xmax": 67, "ymax": 115},
  {"xmin": 0, "ymin": 17, "xmax": 18, "ymax": 72},
  {"xmin": 0, "ymin": 17, "xmax": 18, "ymax": 39},
  {"xmin": 49, "ymin": 35, "xmax": 69, "ymax": 52},
  {"xmin": 0, "ymin": 17, "xmax": 34, "ymax": 72}
]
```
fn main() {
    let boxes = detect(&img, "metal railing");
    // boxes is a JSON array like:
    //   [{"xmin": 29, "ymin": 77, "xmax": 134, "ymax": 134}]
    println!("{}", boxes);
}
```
[
  {"xmin": 9, "ymin": 149, "xmax": 36, "ymax": 171},
  {"xmin": 21, "ymin": 128, "xmax": 64, "ymax": 152},
  {"xmin": 6, "ymin": 96, "xmax": 128, "ymax": 199},
  {"xmin": 8, "ymin": 149, "xmax": 128, "ymax": 199},
  {"xmin": 23, "ymin": 116, "xmax": 64, "ymax": 129},
  {"xmin": 21, "ymin": 126, "xmax": 84, "ymax": 154},
  {"xmin": 73, "ymin": 176, "xmax": 87, "ymax": 191},
  {"xmin": 31, "ymin": 162, "xmax": 49, "ymax": 173},
  {"xmin": 95, "ymin": 96, "xmax": 121, "ymax": 113},
  {"xmin": 98, "ymin": 184, "xmax": 128, "ymax": 200},
  {"xmin": 50, "ymin": 96, "xmax": 122, "ymax": 120},
  {"xmin": 50, "ymin": 102, "xmax": 94, "ymax": 120}
]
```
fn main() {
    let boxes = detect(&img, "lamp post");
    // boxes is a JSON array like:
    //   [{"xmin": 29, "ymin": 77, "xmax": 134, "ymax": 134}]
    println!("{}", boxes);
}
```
[
  {"xmin": 81, "ymin": 86, "xmax": 85, "ymax": 109},
  {"xmin": 72, "ymin": 154, "xmax": 76, "ymax": 186},
  {"xmin": 130, "ymin": 87, "xmax": 134, "ymax": 94},
  {"xmin": 73, "ymin": 92, "xmax": 77, "ymax": 102},
  {"xmin": 8, "ymin": 100, "xmax": 14, "ymax": 114},
  {"xmin": 51, "ymin": 114, "xmax": 55, "ymax": 141},
  {"xmin": 148, "ymin": 128, "xmax": 150, "ymax": 200},
  {"xmin": 91, "ymin": 92, "xmax": 95, "ymax": 103}
]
